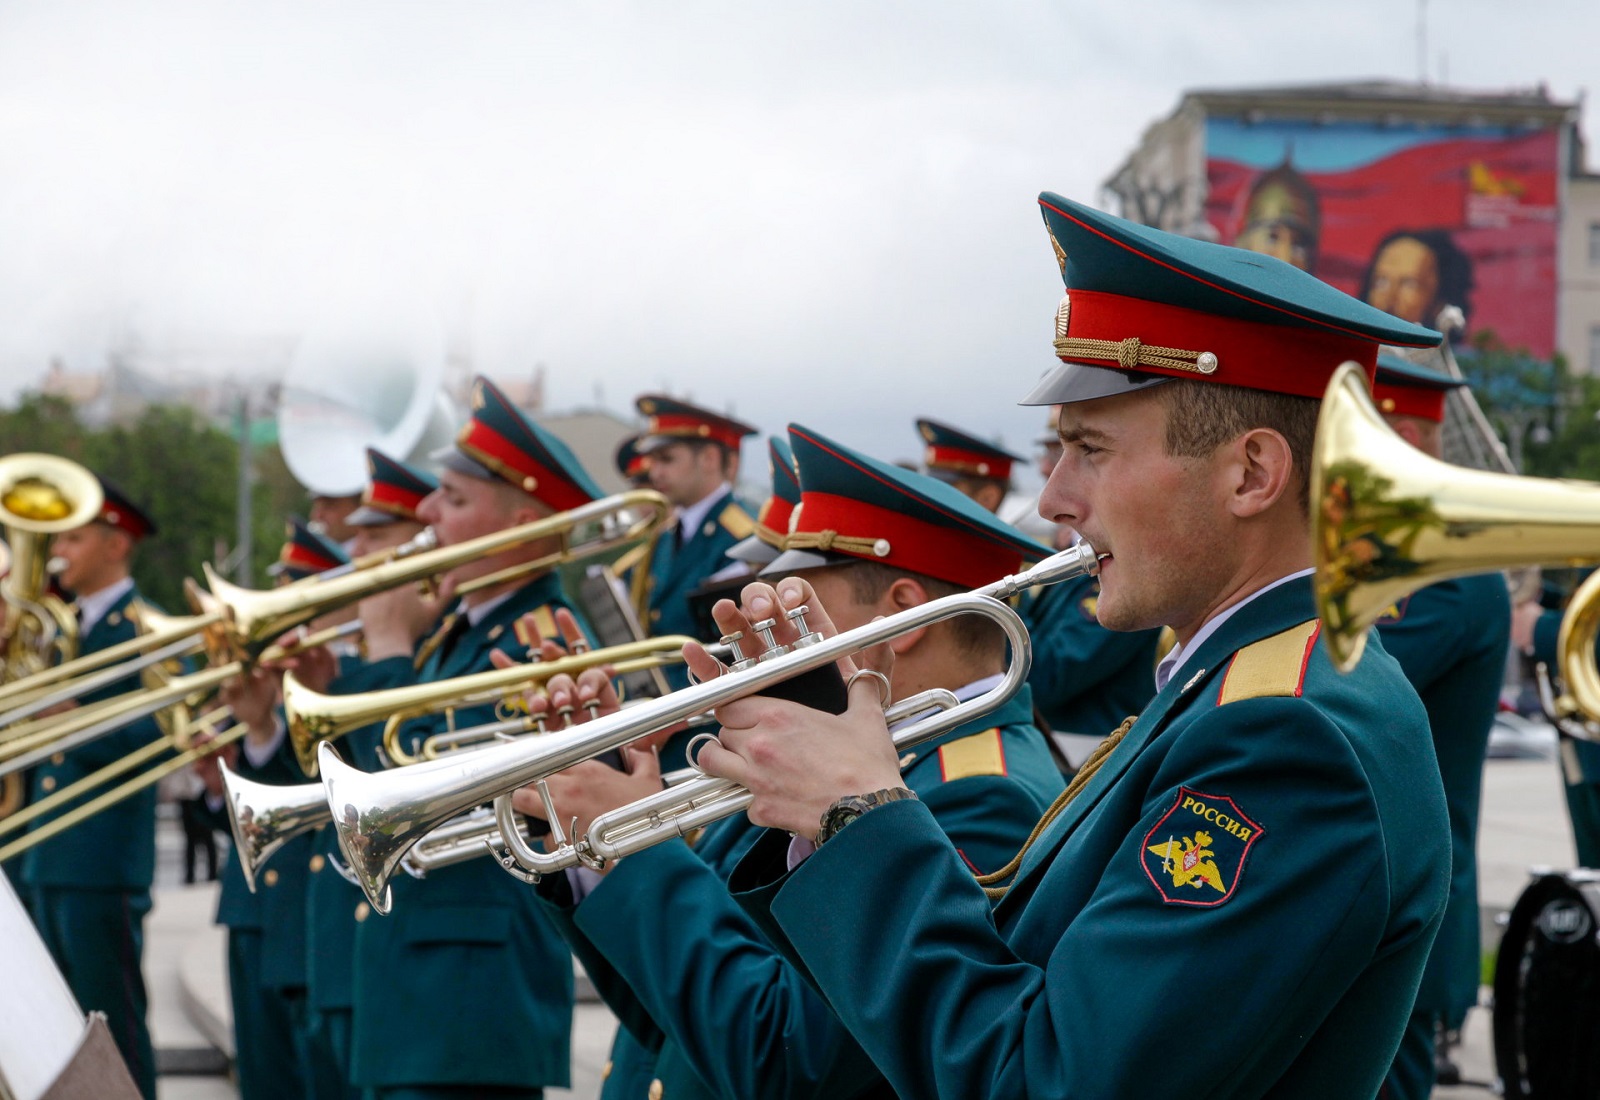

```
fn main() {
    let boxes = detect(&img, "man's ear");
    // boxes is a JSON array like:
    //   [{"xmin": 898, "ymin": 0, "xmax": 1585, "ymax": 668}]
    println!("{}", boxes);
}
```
[
  {"xmin": 1226, "ymin": 428, "xmax": 1294, "ymax": 518},
  {"xmin": 883, "ymin": 577, "xmax": 930, "ymax": 655}
]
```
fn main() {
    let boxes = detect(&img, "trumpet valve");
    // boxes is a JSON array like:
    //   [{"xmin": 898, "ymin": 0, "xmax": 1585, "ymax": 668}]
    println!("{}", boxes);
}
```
[
  {"xmin": 785, "ymin": 604, "xmax": 823, "ymax": 648},
  {"xmin": 752, "ymin": 619, "xmax": 789, "ymax": 662},
  {"xmin": 721, "ymin": 631, "xmax": 758, "ymax": 674},
  {"xmin": 555, "ymin": 703, "xmax": 576, "ymax": 727},
  {"xmin": 582, "ymin": 698, "xmax": 601, "ymax": 721}
]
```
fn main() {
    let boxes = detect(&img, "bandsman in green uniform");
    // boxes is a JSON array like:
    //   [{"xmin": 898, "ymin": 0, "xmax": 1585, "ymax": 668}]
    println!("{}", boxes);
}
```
[
  {"xmin": 692, "ymin": 195, "xmax": 1453, "ymax": 1098},
  {"xmin": 196, "ymin": 517, "xmax": 354, "ymax": 1100},
  {"xmin": 918, "ymin": 416, "xmax": 1162, "ymax": 763},
  {"xmin": 634, "ymin": 394, "xmax": 757, "ymax": 655},
  {"xmin": 301, "ymin": 448, "xmax": 441, "ymax": 1098},
  {"xmin": 1368, "ymin": 354, "xmax": 1511, "ymax": 1097},
  {"xmin": 20, "ymin": 478, "xmax": 162, "ymax": 1099},
  {"xmin": 346, "ymin": 375, "xmax": 599, "ymax": 1100},
  {"xmin": 514, "ymin": 422, "xmax": 1066, "ymax": 1100}
]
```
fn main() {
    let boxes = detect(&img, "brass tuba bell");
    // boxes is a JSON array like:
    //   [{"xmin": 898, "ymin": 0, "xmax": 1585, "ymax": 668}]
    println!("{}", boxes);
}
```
[{"xmin": 1313, "ymin": 363, "xmax": 1600, "ymax": 672}]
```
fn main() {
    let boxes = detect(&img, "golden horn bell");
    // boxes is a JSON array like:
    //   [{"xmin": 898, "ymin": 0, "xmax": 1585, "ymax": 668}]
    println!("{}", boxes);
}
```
[{"xmin": 1313, "ymin": 363, "xmax": 1600, "ymax": 672}]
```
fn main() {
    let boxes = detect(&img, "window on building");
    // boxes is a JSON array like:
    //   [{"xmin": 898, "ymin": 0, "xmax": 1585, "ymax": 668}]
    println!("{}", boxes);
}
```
[
  {"xmin": 1591, "ymin": 222, "xmax": 1600, "ymax": 267},
  {"xmin": 1591, "ymin": 324, "xmax": 1600, "ymax": 375}
]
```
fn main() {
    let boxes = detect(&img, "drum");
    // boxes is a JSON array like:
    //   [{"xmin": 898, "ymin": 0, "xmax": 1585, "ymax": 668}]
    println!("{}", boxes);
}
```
[{"xmin": 1493, "ymin": 869, "xmax": 1600, "ymax": 1099}]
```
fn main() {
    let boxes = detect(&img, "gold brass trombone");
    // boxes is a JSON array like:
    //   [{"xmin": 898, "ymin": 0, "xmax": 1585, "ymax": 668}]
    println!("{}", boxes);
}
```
[
  {"xmin": 0, "ymin": 707, "xmax": 244, "ymax": 863},
  {"xmin": 318, "ymin": 542, "xmax": 1101, "ymax": 913},
  {"xmin": 0, "ymin": 619, "xmax": 361, "ymax": 777},
  {"xmin": 202, "ymin": 490, "xmax": 668, "ymax": 659},
  {"xmin": 1314, "ymin": 362, "xmax": 1600, "ymax": 673},
  {"xmin": 282, "ymin": 634, "xmax": 702, "ymax": 775}
]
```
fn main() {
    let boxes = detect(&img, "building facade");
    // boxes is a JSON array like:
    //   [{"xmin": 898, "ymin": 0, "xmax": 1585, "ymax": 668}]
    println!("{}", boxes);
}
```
[{"xmin": 1104, "ymin": 80, "xmax": 1599, "ymax": 374}]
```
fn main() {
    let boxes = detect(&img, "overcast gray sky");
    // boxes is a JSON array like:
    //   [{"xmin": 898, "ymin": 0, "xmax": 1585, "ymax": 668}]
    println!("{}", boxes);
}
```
[{"xmin": 1, "ymin": 0, "xmax": 1595, "ymax": 479}]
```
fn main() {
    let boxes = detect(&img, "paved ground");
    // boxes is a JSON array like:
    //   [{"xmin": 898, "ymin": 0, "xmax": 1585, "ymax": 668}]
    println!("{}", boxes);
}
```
[{"xmin": 145, "ymin": 755, "xmax": 1576, "ymax": 1099}]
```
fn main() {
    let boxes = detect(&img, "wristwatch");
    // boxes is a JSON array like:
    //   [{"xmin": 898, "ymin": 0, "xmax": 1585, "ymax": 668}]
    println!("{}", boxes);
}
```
[{"xmin": 815, "ymin": 787, "xmax": 917, "ymax": 845}]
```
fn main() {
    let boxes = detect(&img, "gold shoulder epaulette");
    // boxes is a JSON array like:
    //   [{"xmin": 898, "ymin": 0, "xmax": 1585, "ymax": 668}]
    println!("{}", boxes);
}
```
[
  {"xmin": 938, "ymin": 728, "xmax": 1007, "ymax": 782},
  {"xmin": 718, "ymin": 503, "xmax": 755, "ymax": 540},
  {"xmin": 1216, "ymin": 620, "xmax": 1321, "ymax": 705}
]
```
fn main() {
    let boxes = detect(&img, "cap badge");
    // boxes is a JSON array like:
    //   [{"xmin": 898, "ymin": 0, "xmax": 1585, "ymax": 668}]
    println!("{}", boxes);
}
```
[
  {"xmin": 1049, "ymin": 231, "xmax": 1068, "ymax": 276},
  {"xmin": 1054, "ymin": 292, "xmax": 1071, "ymax": 339}
]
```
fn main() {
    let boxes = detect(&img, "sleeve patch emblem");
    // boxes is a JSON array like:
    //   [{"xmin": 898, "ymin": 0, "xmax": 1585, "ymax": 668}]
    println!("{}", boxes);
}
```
[
  {"xmin": 1077, "ymin": 593, "xmax": 1099, "ymax": 622},
  {"xmin": 1141, "ymin": 787, "xmax": 1263, "ymax": 907}
]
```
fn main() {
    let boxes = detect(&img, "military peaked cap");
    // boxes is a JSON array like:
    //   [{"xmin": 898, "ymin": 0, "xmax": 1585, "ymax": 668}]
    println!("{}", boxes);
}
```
[
  {"xmin": 1021, "ymin": 194, "xmax": 1442, "ymax": 407},
  {"xmin": 763, "ymin": 425, "xmax": 1048, "ymax": 590}
]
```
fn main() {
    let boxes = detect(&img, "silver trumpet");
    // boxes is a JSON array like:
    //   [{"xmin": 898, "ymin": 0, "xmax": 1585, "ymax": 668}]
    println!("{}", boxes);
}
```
[{"xmin": 319, "ymin": 542, "xmax": 1101, "ymax": 913}]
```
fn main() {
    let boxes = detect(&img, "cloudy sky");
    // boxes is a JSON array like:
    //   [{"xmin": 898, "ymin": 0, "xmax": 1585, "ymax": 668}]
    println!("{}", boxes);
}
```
[{"xmin": 1, "ymin": 0, "xmax": 1595, "ymax": 480}]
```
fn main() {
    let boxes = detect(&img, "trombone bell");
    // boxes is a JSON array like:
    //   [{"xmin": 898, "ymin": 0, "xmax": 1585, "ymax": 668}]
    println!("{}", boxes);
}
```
[{"xmin": 1314, "ymin": 363, "xmax": 1600, "ymax": 672}]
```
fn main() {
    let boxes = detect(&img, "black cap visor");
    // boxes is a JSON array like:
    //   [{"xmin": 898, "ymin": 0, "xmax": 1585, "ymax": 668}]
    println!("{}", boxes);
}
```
[{"xmin": 1018, "ymin": 361, "xmax": 1173, "ymax": 407}]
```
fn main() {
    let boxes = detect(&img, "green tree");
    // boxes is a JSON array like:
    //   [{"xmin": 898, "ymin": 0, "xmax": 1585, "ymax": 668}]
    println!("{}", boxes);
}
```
[{"xmin": 2, "ymin": 395, "xmax": 315, "ymax": 613}]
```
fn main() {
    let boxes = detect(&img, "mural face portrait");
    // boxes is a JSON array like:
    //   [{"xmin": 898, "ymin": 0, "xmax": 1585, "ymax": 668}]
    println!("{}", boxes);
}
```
[
  {"xmin": 1364, "ymin": 236, "xmax": 1442, "ymax": 325},
  {"xmin": 1232, "ymin": 161, "xmax": 1321, "ymax": 273}
]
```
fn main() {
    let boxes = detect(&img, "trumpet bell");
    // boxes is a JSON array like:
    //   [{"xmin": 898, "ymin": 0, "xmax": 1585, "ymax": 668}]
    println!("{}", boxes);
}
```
[
  {"xmin": 220, "ymin": 761, "xmax": 334, "ymax": 893},
  {"xmin": 1313, "ymin": 363, "xmax": 1600, "ymax": 672}
]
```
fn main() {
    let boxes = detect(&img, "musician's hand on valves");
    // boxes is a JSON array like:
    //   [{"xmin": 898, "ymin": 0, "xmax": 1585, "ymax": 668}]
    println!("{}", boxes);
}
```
[
  {"xmin": 220, "ymin": 665, "xmax": 280, "ymax": 744},
  {"xmin": 688, "ymin": 577, "xmax": 904, "ymax": 839}
]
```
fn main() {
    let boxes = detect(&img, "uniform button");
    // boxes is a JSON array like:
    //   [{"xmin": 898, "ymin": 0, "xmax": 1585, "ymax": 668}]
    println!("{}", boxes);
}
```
[
  {"xmin": 51, "ymin": 753, "xmax": 64, "ymax": 766},
  {"xmin": 40, "ymin": 776, "xmax": 56, "ymax": 792},
  {"xmin": 648, "ymin": 1080, "xmax": 664, "ymax": 1100},
  {"xmin": 601, "ymin": 1060, "xmax": 613, "ymax": 1080},
  {"xmin": 309, "ymin": 854, "xmax": 325, "ymax": 873},
  {"xmin": 263, "ymin": 869, "xmax": 279, "ymax": 887},
  {"xmin": 354, "ymin": 902, "xmax": 370, "ymax": 923}
]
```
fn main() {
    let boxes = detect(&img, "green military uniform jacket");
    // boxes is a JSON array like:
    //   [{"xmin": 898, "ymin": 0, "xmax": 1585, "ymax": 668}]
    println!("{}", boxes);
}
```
[
  {"xmin": 542, "ymin": 685, "xmax": 1062, "ymax": 1100},
  {"xmin": 646, "ymin": 487, "xmax": 754, "ymax": 645},
  {"xmin": 349, "ymin": 573, "xmax": 587, "ymax": 1092},
  {"xmin": 305, "ymin": 653, "xmax": 408, "ymax": 1016},
  {"xmin": 21, "ymin": 585, "xmax": 164, "ymax": 891},
  {"xmin": 730, "ymin": 576, "xmax": 1451, "ymax": 1099},
  {"xmin": 1020, "ymin": 572, "xmax": 1162, "ymax": 738},
  {"xmin": 1375, "ymin": 574, "xmax": 1510, "ymax": 1023}
]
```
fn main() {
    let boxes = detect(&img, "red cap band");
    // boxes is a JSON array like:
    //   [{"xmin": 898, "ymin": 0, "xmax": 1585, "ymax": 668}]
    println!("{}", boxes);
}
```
[
  {"xmin": 458, "ymin": 421, "xmax": 593, "ymax": 513},
  {"xmin": 1371, "ymin": 380, "xmax": 1447, "ymax": 423},
  {"xmin": 794, "ymin": 491, "xmax": 1024, "ymax": 590},
  {"xmin": 364, "ymin": 480, "xmax": 427, "ymax": 522},
  {"xmin": 924, "ymin": 445, "xmax": 1013, "ymax": 481},
  {"xmin": 647, "ymin": 413, "xmax": 746, "ymax": 451},
  {"xmin": 1061, "ymin": 289, "xmax": 1378, "ymax": 396}
]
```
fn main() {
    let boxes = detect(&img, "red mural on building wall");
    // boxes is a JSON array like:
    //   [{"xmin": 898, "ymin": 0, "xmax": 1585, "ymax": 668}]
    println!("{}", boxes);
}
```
[{"xmin": 1205, "ymin": 121, "xmax": 1560, "ymax": 357}]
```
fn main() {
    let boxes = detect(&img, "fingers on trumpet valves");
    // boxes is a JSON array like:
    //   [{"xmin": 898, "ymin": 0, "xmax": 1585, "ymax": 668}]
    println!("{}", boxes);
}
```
[
  {"xmin": 846, "ymin": 668, "xmax": 893, "ymax": 709},
  {"xmin": 685, "ymin": 731, "xmax": 724, "ymax": 776}
]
